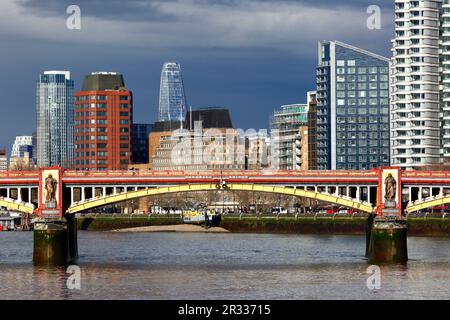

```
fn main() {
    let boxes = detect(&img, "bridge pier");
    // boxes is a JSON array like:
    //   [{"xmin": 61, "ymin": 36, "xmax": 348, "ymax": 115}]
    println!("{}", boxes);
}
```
[
  {"xmin": 33, "ymin": 217, "xmax": 78, "ymax": 266},
  {"xmin": 368, "ymin": 217, "xmax": 408, "ymax": 264}
]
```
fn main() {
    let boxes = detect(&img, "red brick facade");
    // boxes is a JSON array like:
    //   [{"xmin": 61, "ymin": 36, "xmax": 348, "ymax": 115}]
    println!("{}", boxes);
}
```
[{"xmin": 74, "ymin": 90, "xmax": 132, "ymax": 170}]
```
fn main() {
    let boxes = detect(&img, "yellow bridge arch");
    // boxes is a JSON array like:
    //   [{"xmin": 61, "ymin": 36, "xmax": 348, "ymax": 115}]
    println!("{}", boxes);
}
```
[
  {"xmin": 67, "ymin": 183, "xmax": 373, "ymax": 214},
  {"xmin": 0, "ymin": 197, "xmax": 35, "ymax": 214},
  {"xmin": 406, "ymin": 195, "xmax": 450, "ymax": 213}
]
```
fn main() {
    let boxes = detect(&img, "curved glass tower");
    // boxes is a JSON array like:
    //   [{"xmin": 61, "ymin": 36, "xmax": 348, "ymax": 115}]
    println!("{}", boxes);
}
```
[{"xmin": 158, "ymin": 62, "xmax": 187, "ymax": 122}]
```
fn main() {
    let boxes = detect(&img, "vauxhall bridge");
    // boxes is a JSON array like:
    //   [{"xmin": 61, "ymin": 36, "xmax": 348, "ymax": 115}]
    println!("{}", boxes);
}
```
[{"xmin": 1, "ymin": 166, "xmax": 449, "ymax": 265}]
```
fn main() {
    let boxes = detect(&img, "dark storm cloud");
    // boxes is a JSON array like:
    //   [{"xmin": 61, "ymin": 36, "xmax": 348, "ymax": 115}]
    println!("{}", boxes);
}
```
[
  {"xmin": 0, "ymin": 0, "xmax": 394, "ymax": 153},
  {"xmin": 16, "ymin": 0, "xmax": 176, "ymax": 21}
]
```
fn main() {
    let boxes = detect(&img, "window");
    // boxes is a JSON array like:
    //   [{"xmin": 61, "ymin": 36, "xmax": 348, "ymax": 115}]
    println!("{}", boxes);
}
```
[{"xmin": 120, "ymin": 96, "xmax": 129, "ymax": 101}]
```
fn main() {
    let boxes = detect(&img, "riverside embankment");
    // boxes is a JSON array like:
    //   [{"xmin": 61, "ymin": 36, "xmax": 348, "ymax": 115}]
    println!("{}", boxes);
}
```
[{"xmin": 76, "ymin": 215, "xmax": 450, "ymax": 237}]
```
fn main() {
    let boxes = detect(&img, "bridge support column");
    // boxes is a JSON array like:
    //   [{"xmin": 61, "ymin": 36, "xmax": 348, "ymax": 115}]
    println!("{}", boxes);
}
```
[
  {"xmin": 33, "ymin": 220, "xmax": 69, "ymax": 266},
  {"xmin": 33, "ymin": 217, "xmax": 78, "ymax": 266},
  {"xmin": 365, "ymin": 213, "xmax": 375, "ymax": 257},
  {"xmin": 368, "ymin": 217, "xmax": 408, "ymax": 264}
]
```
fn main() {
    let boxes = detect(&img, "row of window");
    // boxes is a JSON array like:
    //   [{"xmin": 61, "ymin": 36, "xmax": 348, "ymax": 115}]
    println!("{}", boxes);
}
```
[
  {"xmin": 75, "ymin": 151, "xmax": 130, "ymax": 157},
  {"xmin": 337, "ymin": 82, "xmax": 388, "ymax": 90},
  {"xmin": 336, "ymin": 66, "xmax": 389, "ymax": 74},
  {"xmin": 337, "ymin": 91, "xmax": 389, "ymax": 98},
  {"xmin": 337, "ymin": 75, "xmax": 389, "ymax": 82},
  {"xmin": 75, "ymin": 111, "xmax": 129, "ymax": 117},
  {"xmin": 74, "ymin": 120, "xmax": 130, "ymax": 125},
  {"xmin": 76, "ymin": 96, "xmax": 129, "ymax": 102}
]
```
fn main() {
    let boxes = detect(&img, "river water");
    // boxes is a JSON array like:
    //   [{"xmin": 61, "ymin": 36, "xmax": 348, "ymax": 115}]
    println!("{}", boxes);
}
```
[{"xmin": 0, "ymin": 232, "xmax": 449, "ymax": 300}]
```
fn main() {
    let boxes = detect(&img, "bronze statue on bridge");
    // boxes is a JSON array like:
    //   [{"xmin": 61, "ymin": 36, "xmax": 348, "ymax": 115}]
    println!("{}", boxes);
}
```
[
  {"xmin": 384, "ymin": 173, "xmax": 396, "ymax": 201},
  {"xmin": 44, "ymin": 174, "xmax": 57, "ymax": 203}
]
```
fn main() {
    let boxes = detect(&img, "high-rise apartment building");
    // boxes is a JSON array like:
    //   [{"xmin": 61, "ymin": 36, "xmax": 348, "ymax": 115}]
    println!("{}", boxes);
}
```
[
  {"xmin": 316, "ymin": 41, "xmax": 390, "ymax": 170},
  {"xmin": 36, "ymin": 71, "xmax": 74, "ymax": 168},
  {"xmin": 270, "ymin": 103, "xmax": 309, "ymax": 170},
  {"xmin": 391, "ymin": 0, "xmax": 442, "ymax": 169},
  {"xmin": 158, "ymin": 62, "xmax": 187, "ymax": 123},
  {"xmin": 74, "ymin": 72, "xmax": 133, "ymax": 171}
]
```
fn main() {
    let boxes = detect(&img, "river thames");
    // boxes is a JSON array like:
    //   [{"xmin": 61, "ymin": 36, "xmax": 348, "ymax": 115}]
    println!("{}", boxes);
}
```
[{"xmin": 0, "ymin": 232, "xmax": 449, "ymax": 300}]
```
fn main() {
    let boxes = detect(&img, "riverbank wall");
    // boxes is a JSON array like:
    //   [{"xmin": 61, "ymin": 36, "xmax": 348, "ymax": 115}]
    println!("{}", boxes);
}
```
[{"xmin": 76, "ymin": 215, "xmax": 450, "ymax": 237}]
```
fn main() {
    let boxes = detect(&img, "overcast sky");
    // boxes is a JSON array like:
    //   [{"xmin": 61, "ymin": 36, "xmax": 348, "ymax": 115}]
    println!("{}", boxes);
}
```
[{"xmin": 0, "ymin": 0, "xmax": 393, "ymax": 152}]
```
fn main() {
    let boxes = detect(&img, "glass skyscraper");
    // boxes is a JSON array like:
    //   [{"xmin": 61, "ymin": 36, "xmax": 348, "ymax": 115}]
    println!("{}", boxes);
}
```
[
  {"xmin": 316, "ymin": 41, "xmax": 390, "ymax": 170},
  {"xmin": 36, "ymin": 71, "xmax": 74, "ymax": 168},
  {"xmin": 158, "ymin": 62, "xmax": 187, "ymax": 122}
]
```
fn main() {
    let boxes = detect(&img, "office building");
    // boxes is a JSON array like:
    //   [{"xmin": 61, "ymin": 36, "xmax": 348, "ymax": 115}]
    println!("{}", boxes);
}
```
[
  {"xmin": 11, "ymin": 136, "xmax": 33, "ymax": 158},
  {"xmin": 132, "ymin": 123, "xmax": 154, "ymax": 164},
  {"xmin": 150, "ymin": 108, "xmax": 250, "ymax": 170},
  {"xmin": 316, "ymin": 40, "xmax": 390, "ymax": 170},
  {"xmin": 36, "ymin": 71, "xmax": 74, "ymax": 168},
  {"xmin": 74, "ymin": 72, "xmax": 133, "ymax": 171},
  {"xmin": 307, "ymin": 91, "xmax": 318, "ymax": 170}
]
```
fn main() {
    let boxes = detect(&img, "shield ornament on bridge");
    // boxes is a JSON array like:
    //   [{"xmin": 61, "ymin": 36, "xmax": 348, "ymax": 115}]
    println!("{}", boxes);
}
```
[
  {"xmin": 376, "ymin": 167, "xmax": 402, "ymax": 217},
  {"xmin": 37, "ymin": 167, "xmax": 64, "ymax": 219}
]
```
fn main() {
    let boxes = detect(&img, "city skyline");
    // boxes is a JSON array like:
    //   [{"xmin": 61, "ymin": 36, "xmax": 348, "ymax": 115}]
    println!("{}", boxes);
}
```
[{"xmin": 0, "ymin": 0, "xmax": 394, "ymax": 150}]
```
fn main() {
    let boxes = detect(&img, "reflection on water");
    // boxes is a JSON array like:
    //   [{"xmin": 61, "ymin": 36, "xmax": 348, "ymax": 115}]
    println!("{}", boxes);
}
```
[{"xmin": 0, "ymin": 232, "xmax": 449, "ymax": 299}]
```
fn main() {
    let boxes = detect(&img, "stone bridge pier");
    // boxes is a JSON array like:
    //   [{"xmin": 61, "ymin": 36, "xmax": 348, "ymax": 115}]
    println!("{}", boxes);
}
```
[
  {"xmin": 366, "ymin": 167, "xmax": 408, "ymax": 264},
  {"xmin": 33, "ymin": 167, "xmax": 78, "ymax": 266}
]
